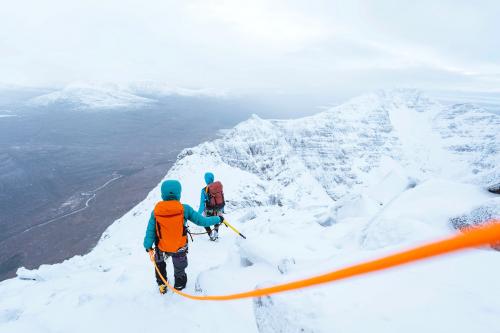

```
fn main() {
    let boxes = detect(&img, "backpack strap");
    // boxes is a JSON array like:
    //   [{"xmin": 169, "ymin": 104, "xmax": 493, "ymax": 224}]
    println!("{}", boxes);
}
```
[
  {"xmin": 155, "ymin": 220, "xmax": 161, "ymax": 239},
  {"xmin": 205, "ymin": 186, "xmax": 210, "ymax": 202}
]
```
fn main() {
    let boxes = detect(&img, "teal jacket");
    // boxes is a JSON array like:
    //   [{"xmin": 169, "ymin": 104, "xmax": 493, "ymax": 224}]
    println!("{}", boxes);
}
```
[
  {"xmin": 198, "ymin": 172, "xmax": 214, "ymax": 214},
  {"xmin": 143, "ymin": 180, "xmax": 220, "ymax": 250}
]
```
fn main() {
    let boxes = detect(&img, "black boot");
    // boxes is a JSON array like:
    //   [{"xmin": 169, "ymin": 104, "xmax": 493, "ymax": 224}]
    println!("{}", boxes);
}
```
[
  {"xmin": 205, "ymin": 226, "xmax": 212, "ymax": 240},
  {"xmin": 174, "ymin": 274, "xmax": 187, "ymax": 290}
]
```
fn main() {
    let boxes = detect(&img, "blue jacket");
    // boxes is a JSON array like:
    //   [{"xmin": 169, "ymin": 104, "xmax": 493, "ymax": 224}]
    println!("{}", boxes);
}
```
[
  {"xmin": 198, "ymin": 172, "xmax": 214, "ymax": 214},
  {"xmin": 143, "ymin": 179, "xmax": 220, "ymax": 249}
]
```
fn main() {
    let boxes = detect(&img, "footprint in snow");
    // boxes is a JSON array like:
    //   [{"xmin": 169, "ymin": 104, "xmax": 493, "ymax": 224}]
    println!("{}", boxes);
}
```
[{"xmin": 0, "ymin": 309, "xmax": 23, "ymax": 323}]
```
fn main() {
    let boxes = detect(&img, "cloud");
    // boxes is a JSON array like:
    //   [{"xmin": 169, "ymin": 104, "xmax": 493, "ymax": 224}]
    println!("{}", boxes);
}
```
[{"xmin": 1, "ymin": 0, "xmax": 499, "ymax": 94}]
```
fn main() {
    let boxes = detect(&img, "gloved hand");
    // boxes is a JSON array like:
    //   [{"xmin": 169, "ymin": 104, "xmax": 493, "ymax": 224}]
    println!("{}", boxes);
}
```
[
  {"xmin": 219, "ymin": 216, "xmax": 225, "ymax": 224},
  {"xmin": 146, "ymin": 248, "xmax": 155, "ymax": 261}
]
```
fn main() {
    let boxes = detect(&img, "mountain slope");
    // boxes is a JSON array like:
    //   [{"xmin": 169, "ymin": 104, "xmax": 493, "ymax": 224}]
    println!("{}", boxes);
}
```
[{"xmin": 1, "ymin": 90, "xmax": 499, "ymax": 333}]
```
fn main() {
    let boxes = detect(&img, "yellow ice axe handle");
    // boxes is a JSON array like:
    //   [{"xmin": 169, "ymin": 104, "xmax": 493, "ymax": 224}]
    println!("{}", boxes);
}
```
[{"xmin": 222, "ymin": 220, "xmax": 246, "ymax": 239}]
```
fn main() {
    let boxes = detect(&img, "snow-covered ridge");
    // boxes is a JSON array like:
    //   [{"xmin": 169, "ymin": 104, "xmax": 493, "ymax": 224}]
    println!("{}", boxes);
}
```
[
  {"xmin": 182, "ymin": 89, "xmax": 498, "ymax": 202},
  {"xmin": 28, "ymin": 81, "xmax": 226, "ymax": 110},
  {"xmin": 1, "ymin": 89, "xmax": 499, "ymax": 333},
  {"xmin": 28, "ymin": 82, "xmax": 154, "ymax": 110}
]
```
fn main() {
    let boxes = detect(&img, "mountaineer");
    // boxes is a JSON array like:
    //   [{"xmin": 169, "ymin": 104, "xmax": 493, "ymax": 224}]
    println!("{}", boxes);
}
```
[
  {"xmin": 198, "ymin": 172, "xmax": 225, "ymax": 241},
  {"xmin": 144, "ymin": 180, "xmax": 223, "ymax": 294}
]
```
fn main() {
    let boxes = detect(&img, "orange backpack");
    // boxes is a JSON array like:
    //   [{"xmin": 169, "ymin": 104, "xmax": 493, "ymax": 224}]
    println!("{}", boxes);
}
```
[{"xmin": 154, "ymin": 201, "xmax": 187, "ymax": 253}]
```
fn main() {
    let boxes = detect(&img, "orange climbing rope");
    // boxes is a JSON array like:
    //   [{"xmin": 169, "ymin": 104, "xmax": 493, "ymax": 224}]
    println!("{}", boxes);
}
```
[{"xmin": 148, "ymin": 219, "xmax": 500, "ymax": 301}]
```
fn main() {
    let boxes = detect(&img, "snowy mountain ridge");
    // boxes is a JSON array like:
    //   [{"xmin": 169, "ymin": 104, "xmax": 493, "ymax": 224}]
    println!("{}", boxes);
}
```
[
  {"xmin": 28, "ymin": 82, "xmax": 155, "ymax": 110},
  {"xmin": 1, "ymin": 90, "xmax": 499, "ymax": 333},
  {"xmin": 184, "ymin": 89, "xmax": 497, "ymax": 202},
  {"xmin": 28, "ymin": 81, "xmax": 226, "ymax": 110}
]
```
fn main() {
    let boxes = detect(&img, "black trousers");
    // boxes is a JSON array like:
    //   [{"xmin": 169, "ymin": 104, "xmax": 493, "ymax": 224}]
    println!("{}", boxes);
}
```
[
  {"xmin": 204, "ymin": 225, "xmax": 220, "ymax": 234},
  {"xmin": 154, "ymin": 248, "xmax": 188, "ymax": 286},
  {"xmin": 204, "ymin": 210, "xmax": 221, "ymax": 235}
]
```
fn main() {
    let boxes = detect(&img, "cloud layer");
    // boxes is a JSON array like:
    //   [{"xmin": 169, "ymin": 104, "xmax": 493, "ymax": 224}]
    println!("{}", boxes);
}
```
[{"xmin": 1, "ymin": 0, "xmax": 499, "ymax": 95}]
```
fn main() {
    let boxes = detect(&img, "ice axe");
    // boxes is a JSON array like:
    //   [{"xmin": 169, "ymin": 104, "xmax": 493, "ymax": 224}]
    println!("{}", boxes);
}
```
[{"xmin": 222, "ymin": 219, "xmax": 246, "ymax": 239}]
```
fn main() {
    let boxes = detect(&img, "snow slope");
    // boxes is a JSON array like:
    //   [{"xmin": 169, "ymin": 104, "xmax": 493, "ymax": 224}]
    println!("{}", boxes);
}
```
[{"xmin": 1, "ymin": 90, "xmax": 499, "ymax": 333}]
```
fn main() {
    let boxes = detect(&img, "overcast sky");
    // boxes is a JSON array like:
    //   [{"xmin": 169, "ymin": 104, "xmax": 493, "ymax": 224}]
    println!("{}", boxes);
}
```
[{"xmin": 1, "ymin": 0, "xmax": 499, "ymax": 96}]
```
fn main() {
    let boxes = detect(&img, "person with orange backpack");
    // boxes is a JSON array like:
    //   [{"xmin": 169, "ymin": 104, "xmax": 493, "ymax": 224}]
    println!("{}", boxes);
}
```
[
  {"xmin": 198, "ymin": 172, "xmax": 225, "ymax": 241},
  {"xmin": 144, "ymin": 180, "xmax": 223, "ymax": 294}
]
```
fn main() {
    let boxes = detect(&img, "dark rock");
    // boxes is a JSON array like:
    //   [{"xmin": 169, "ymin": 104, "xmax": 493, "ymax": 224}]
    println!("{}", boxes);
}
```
[{"xmin": 488, "ymin": 183, "xmax": 500, "ymax": 194}]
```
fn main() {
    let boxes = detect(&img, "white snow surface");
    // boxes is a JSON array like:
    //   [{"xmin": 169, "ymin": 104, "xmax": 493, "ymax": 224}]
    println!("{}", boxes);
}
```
[{"xmin": 1, "ymin": 89, "xmax": 499, "ymax": 332}]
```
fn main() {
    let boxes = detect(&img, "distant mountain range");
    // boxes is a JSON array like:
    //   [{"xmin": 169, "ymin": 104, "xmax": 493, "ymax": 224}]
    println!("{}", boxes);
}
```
[{"xmin": 26, "ymin": 82, "xmax": 226, "ymax": 110}]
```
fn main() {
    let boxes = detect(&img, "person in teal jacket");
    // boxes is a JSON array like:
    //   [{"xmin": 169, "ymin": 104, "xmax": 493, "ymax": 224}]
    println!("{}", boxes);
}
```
[
  {"xmin": 197, "ymin": 172, "xmax": 214, "ymax": 214},
  {"xmin": 144, "ymin": 179, "xmax": 222, "ymax": 294},
  {"xmin": 198, "ymin": 172, "xmax": 224, "ymax": 241}
]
